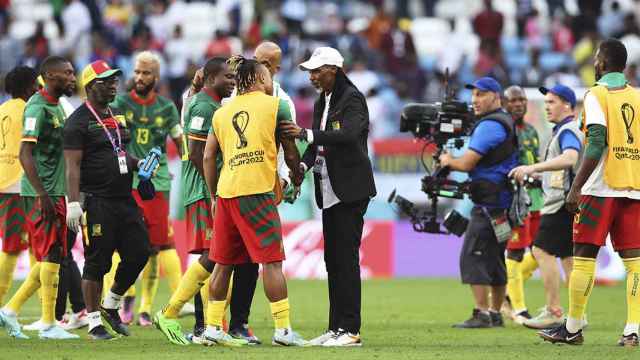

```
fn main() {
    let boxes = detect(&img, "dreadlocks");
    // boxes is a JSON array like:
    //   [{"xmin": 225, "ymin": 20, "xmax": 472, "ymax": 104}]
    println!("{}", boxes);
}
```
[{"xmin": 227, "ymin": 55, "xmax": 263, "ymax": 94}]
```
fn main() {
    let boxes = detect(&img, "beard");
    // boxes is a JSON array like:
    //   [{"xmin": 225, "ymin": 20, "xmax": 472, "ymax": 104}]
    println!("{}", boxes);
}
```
[{"xmin": 135, "ymin": 81, "xmax": 155, "ymax": 96}]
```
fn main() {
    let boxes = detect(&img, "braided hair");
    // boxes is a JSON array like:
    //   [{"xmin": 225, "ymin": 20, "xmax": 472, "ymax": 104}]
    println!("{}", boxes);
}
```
[
  {"xmin": 4, "ymin": 66, "xmax": 38, "ymax": 99},
  {"xmin": 227, "ymin": 55, "xmax": 263, "ymax": 94}
]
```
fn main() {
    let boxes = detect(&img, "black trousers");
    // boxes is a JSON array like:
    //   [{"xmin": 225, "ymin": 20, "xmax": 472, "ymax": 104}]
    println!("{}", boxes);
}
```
[
  {"xmin": 322, "ymin": 198, "xmax": 369, "ymax": 334},
  {"xmin": 55, "ymin": 230, "xmax": 85, "ymax": 320}
]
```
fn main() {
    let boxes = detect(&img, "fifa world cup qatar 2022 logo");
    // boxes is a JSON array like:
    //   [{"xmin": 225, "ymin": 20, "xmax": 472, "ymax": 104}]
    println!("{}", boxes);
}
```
[{"xmin": 232, "ymin": 111, "xmax": 249, "ymax": 149}]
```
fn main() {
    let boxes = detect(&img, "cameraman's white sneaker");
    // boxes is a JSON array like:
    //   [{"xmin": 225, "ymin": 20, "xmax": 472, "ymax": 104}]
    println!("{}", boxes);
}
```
[
  {"xmin": 309, "ymin": 330, "xmax": 336, "ymax": 346},
  {"xmin": 322, "ymin": 329, "xmax": 362, "ymax": 347}
]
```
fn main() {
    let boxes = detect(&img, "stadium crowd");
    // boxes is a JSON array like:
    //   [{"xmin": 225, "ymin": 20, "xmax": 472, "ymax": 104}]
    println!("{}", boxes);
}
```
[{"xmin": 1, "ymin": 0, "xmax": 640, "ymax": 140}]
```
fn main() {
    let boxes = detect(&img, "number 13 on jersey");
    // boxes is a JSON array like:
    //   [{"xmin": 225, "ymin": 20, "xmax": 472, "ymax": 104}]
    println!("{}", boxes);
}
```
[{"xmin": 136, "ymin": 128, "xmax": 150, "ymax": 144}]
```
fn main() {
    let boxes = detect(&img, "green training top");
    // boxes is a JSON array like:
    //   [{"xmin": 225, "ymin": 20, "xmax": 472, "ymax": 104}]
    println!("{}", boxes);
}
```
[{"xmin": 516, "ymin": 121, "xmax": 543, "ymax": 211}]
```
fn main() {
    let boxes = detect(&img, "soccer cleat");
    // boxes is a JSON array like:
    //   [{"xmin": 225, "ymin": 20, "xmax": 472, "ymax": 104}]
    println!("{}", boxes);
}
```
[
  {"xmin": 538, "ymin": 324, "xmax": 584, "ymax": 345},
  {"xmin": 202, "ymin": 326, "xmax": 249, "ymax": 347},
  {"xmin": 229, "ymin": 324, "xmax": 261, "ymax": 345},
  {"xmin": 100, "ymin": 307, "xmax": 130, "ymax": 336},
  {"xmin": 0, "ymin": 309, "xmax": 29, "ymax": 339},
  {"xmin": 88, "ymin": 325, "xmax": 117, "ymax": 340},
  {"xmin": 453, "ymin": 309, "xmax": 492, "ymax": 329},
  {"xmin": 24, "ymin": 318, "xmax": 48, "ymax": 331},
  {"xmin": 39, "ymin": 324, "xmax": 80, "ymax": 339},
  {"xmin": 138, "ymin": 312, "xmax": 152, "ymax": 327},
  {"xmin": 119, "ymin": 308, "xmax": 134, "ymax": 325},
  {"xmin": 490, "ymin": 311, "xmax": 504, "ymax": 327},
  {"xmin": 272, "ymin": 329, "xmax": 308, "ymax": 347},
  {"xmin": 523, "ymin": 307, "xmax": 564, "ymax": 330},
  {"xmin": 178, "ymin": 302, "xmax": 195, "ymax": 317},
  {"xmin": 513, "ymin": 310, "xmax": 532, "ymax": 325},
  {"xmin": 62, "ymin": 310, "xmax": 89, "ymax": 330},
  {"xmin": 618, "ymin": 333, "xmax": 639, "ymax": 347},
  {"xmin": 322, "ymin": 329, "xmax": 361, "ymax": 347},
  {"xmin": 153, "ymin": 310, "xmax": 189, "ymax": 345},
  {"xmin": 308, "ymin": 330, "xmax": 336, "ymax": 346},
  {"xmin": 186, "ymin": 325, "xmax": 205, "ymax": 344}
]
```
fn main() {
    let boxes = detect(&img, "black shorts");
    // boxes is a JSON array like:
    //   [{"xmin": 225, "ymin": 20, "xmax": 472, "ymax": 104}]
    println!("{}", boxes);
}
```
[
  {"xmin": 533, "ymin": 207, "xmax": 573, "ymax": 258},
  {"xmin": 460, "ymin": 207, "xmax": 507, "ymax": 286},
  {"xmin": 83, "ymin": 195, "xmax": 151, "ymax": 279}
]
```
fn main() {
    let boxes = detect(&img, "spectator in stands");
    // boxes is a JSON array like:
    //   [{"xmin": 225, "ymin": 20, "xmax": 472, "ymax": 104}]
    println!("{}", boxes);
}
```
[
  {"xmin": 104, "ymin": 0, "xmax": 132, "ymax": 35},
  {"xmin": 366, "ymin": 7, "xmax": 393, "ymax": 51},
  {"xmin": 515, "ymin": 0, "xmax": 534, "ymax": 38},
  {"xmin": 597, "ymin": 1, "xmax": 626, "ymax": 38},
  {"xmin": 522, "ymin": 48, "xmax": 545, "ymax": 87},
  {"xmin": 544, "ymin": 64, "xmax": 583, "ymax": 89},
  {"xmin": 0, "ymin": 19, "xmax": 22, "ymax": 76},
  {"xmin": 27, "ymin": 21, "xmax": 49, "ymax": 65},
  {"xmin": 472, "ymin": 0, "xmax": 504, "ymax": 49},
  {"xmin": 621, "ymin": 14, "xmax": 640, "ymax": 65},
  {"xmin": 165, "ymin": 24, "xmax": 191, "ymax": 106},
  {"xmin": 573, "ymin": 29, "xmax": 599, "ymax": 86},
  {"xmin": 281, "ymin": 0, "xmax": 306, "ymax": 35},
  {"xmin": 524, "ymin": 9, "xmax": 544, "ymax": 51},
  {"xmin": 551, "ymin": 11, "xmax": 575, "ymax": 53},
  {"xmin": 89, "ymin": 31, "xmax": 118, "ymax": 66},
  {"xmin": 205, "ymin": 30, "xmax": 233, "ymax": 59},
  {"xmin": 474, "ymin": 41, "xmax": 509, "ymax": 85},
  {"xmin": 380, "ymin": 18, "xmax": 417, "ymax": 79},
  {"xmin": 61, "ymin": 0, "xmax": 92, "ymax": 66}
]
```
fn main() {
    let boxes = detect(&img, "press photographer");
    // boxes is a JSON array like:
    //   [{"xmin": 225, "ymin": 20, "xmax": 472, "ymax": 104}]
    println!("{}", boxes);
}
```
[{"xmin": 438, "ymin": 77, "xmax": 518, "ymax": 329}]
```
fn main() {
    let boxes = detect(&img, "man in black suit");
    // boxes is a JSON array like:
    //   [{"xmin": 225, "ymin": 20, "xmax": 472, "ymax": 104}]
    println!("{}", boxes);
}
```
[{"xmin": 280, "ymin": 47, "xmax": 376, "ymax": 347}]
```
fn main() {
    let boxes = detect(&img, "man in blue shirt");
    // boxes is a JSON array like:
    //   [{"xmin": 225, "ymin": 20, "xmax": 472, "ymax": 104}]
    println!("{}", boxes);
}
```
[
  {"xmin": 440, "ymin": 77, "xmax": 518, "ymax": 328},
  {"xmin": 509, "ymin": 84, "xmax": 583, "ymax": 330}
]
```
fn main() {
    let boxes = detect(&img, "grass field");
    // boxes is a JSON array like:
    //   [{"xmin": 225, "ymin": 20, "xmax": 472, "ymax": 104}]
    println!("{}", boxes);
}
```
[{"xmin": 0, "ymin": 278, "xmax": 638, "ymax": 359}]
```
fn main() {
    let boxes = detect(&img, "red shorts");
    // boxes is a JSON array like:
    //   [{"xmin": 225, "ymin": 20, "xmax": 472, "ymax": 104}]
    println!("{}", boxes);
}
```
[
  {"xmin": 507, "ymin": 211, "xmax": 541, "ymax": 250},
  {"xmin": 0, "ymin": 194, "xmax": 30, "ymax": 253},
  {"xmin": 132, "ymin": 190, "xmax": 170, "ymax": 247},
  {"xmin": 209, "ymin": 193, "xmax": 285, "ymax": 265},
  {"xmin": 186, "ymin": 198, "xmax": 213, "ymax": 254},
  {"xmin": 573, "ymin": 195, "xmax": 640, "ymax": 251},
  {"xmin": 23, "ymin": 196, "xmax": 67, "ymax": 261}
]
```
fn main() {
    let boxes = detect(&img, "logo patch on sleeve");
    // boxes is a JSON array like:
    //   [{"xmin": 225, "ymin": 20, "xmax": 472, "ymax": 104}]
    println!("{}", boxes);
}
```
[
  {"xmin": 25, "ymin": 117, "xmax": 37, "ymax": 131},
  {"xmin": 191, "ymin": 116, "xmax": 204, "ymax": 130}
]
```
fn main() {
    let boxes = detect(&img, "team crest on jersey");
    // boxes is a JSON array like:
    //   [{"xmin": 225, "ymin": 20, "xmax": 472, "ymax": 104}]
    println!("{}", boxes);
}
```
[
  {"xmin": 92, "ymin": 224, "xmax": 102, "ymax": 237},
  {"xmin": 126, "ymin": 110, "xmax": 134, "ymax": 121},
  {"xmin": 115, "ymin": 115, "xmax": 126, "ymax": 127},
  {"xmin": 155, "ymin": 116, "xmax": 164, "ymax": 127},
  {"xmin": 205, "ymin": 228, "xmax": 213, "ymax": 240},
  {"xmin": 52, "ymin": 117, "xmax": 61, "ymax": 128},
  {"xmin": 331, "ymin": 121, "xmax": 340, "ymax": 130},
  {"xmin": 140, "ymin": 116, "xmax": 149, "ymax": 123}
]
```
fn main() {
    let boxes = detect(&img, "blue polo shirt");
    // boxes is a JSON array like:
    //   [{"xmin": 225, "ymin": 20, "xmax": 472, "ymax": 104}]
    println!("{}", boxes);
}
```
[
  {"xmin": 554, "ymin": 116, "xmax": 582, "ymax": 153},
  {"xmin": 468, "ymin": 119, "xmax": 518, "ymax": 209}
]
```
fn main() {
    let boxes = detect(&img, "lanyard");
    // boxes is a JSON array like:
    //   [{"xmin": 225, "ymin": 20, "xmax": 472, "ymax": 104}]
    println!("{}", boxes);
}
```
[{"xmin": 86, "ymin": 101, "xmax": 122, "ymax": 153}]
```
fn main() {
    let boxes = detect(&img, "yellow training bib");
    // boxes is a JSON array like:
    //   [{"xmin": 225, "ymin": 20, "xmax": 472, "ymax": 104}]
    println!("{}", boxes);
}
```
[{"xmin": 0, "ymin": 99, "xmax": 26, "ymax": 189}]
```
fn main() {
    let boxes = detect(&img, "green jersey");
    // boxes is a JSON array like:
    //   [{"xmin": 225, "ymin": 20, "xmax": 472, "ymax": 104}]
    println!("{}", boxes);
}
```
[
  {"xmin": 21, "ymin": 90, "xmax": 67, "ymax": 197},
  {"xmin": 516, "ymin": 121, "xmax": 544, "ymax": 211},
  {"xmin": 181, "ymin": 89, "xmax": 222, "ymax": 206},
  {"xmin": 111, "ymin": 91, "xmax": 180, "ymax": 191}
]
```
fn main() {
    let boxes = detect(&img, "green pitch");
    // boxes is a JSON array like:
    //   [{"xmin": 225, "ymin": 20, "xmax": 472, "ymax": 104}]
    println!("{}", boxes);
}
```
[{"xmin": 0, "ymin": 278, "xmax": 637, "ymax": 359}]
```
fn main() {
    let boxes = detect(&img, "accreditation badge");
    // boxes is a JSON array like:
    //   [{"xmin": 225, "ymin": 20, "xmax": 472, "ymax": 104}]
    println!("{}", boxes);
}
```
[
  {"xmin": 331, "ymin": 121, "xmax": 341, "ymax": 130},
  {"xmin": 118, "ymin": 150, "xmax": 128, "ymax": 174}
]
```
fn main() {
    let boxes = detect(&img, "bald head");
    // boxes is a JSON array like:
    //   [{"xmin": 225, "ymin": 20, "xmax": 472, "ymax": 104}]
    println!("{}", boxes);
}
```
[
  {"xmin": 254, "ymin": 41, "xmax": 282, "ymax": 76},
  {"xmin": 503, "ymin": 85, "xmax": 528, "ymax": 121}
]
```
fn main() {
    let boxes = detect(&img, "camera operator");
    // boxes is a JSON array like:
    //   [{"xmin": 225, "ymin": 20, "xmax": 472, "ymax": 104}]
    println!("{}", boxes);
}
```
[
  {"xmin": 502, "ymin": 85, "xmax": 543, "ymax": 324},
  {"xmin": 439, "ymin": 77, "xmax": 518, "ymax": 328},
  {"xmin": 509, "ymin": 84, "xmax": 583, "ymax": 330}
]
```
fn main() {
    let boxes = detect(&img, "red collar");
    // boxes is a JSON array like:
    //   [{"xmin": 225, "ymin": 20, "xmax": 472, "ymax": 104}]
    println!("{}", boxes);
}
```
[
  {"xmin": 202, "ymin": 87, "xmax": 222, "ymax": 103},
  {"xmin": 129, "ymin": 90, "xmax": 157, "ymax": 106},
  {"xmin": 39, "ymin": 88, "xmax": 59, "ymax": 104}
]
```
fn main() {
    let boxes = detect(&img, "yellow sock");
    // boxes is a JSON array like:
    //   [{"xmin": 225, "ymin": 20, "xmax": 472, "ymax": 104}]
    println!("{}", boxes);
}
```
[
  {"xmin": 225, "ymin": 271, "xmax": 234, "ymax": 310},
  {"xmin": 40, "ymin": 262, "xmax": 60, "ymax": 325},
  {"xmin": 139, "ymin": 254, "xmax": 159, "ymax": 314},
  {"xmin": 0, "ymin": 252, "xmax": 19, "ymax": 305},
  {"xmin": 270, "ymin": 298, "xmax": 291, "ymax": 330},
  {"xmin": 568, "ymin": 257, "xmax": 596, "ymax": 322},
  {"xmin": 521, "ymin": 252, "xmax": 538, "ymax": 281},
  {"xmin": 200, "ymin": 276, "xmax": 210, "ymax": 323},
  {"xmin": 158, "ymin": 249, "xmax": 182, "ymax": 293},
  {"xmin": 5, "ymin": 262, "xmax": 41, "ymax": 314},
  {"xmin": 623, "ymin": 257, "xmax": 640, "ymax": 328},
  {"xmin": 206, "ymin": 299, "xmax": 226, "ymax": 328},
  {"xmin": 506, "ymin": 258, "xmax": 526, "ymax": 312},
  {"xmin": 28, "ymin": 251, "xmax": 37, "ymax": 268},
  {"xmin": 102, "ymin": 252, "xmax": 120, "ymax": 300},
  {"xmin": 164, "ymin": 261, "xmax": 210, "ymax": 319}
]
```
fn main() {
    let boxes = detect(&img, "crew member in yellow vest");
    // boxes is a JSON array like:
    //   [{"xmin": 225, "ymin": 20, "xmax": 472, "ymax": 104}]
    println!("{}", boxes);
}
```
[
  {"xmin": 539, "ymin": 38, "xmax": 640, "ymax": 347},
  {"xmin": 200, "ymin": 55, "xmax": 306, "ymax": 347},
  {"xmin": 0, "ymin": 66, "xmax": 39, "ymax": 305}
]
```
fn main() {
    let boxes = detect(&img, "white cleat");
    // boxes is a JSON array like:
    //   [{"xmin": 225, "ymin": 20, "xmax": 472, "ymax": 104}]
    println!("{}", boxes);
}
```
[
  {"xmin": 39, "ymin": 324, "xmax": 80, "ymax": 339},
  {"xmin": 272, "ymin": 329, "xmax": 308, "ymax": 346},
  {"xmin": 308, "ymin": 330, "xmax": 336, "ymax": 346},
  {"xmin": 24, "ymin": 319, "xmax": 49, "ymax": 331},
  {"xmin": 61, "ymin": 310, "xmax": 89, "ymax": 330},
  {"xmin": 178, "ymin": 303, "xmax": 195, "ymax": 317},
  {"xmin": 322, "ymin": 329, "xmax": 362, "ymax": 347}
]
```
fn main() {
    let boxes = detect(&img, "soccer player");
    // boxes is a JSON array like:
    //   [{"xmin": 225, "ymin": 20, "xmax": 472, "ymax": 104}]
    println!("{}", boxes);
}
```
[
  {"xmin": 510, "ymin": 84, "xmax": 583, "ymax": 329},
  {"xmin": 539, "ymin": 38, "xmax": 640, "ymax": 346},
  {"xmin": 0, "ymin": 66, "xmax": 38, "ymax": 305},
  {"xmin": 0, "ymin": 56, "xmax": 79, "ymax": 340},
  {"xmin": 201, "ymin": 56, "xmax": 305, "ymax": 347},
  {"xmin": 153, "ymin": 57, "xmax": 236, "ymax": 345},
  {"xmin": 502, "ymin": 85, "xmax": 543, "ymax": 324},
  {"xmin": 64, "ymin": 60, "xmax": 158, "ymax": 340},
  {"xmin": 109, "ymin": 51, "xmax": 184, "ymax": 326}
]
